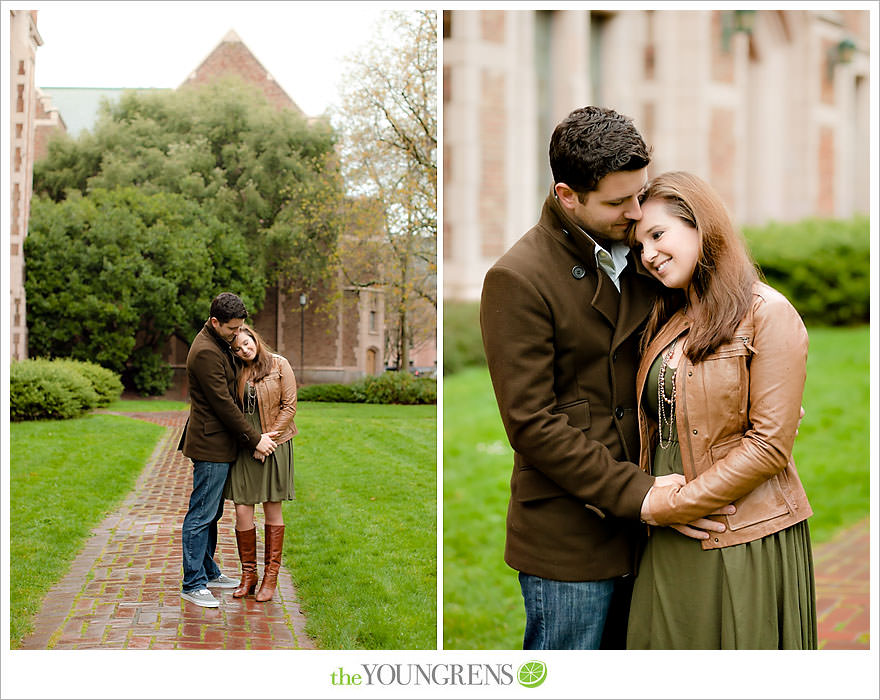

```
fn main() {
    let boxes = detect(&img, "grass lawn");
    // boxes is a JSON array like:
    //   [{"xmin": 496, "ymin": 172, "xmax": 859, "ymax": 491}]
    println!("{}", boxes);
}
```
[
  {"xmin": 104, "ymin": 398, "xmax": 189, "ymax": 412},
  {"xmin": 442, "ymin": 324, "xmax": 870, "ymax": 650},
  {"xmin": 9, "ymin": 414, "xmax": 167, "ymax": 648},
  {"xmin": 288, "ymin": 402, "xmax": 437, "ymax": 649}
]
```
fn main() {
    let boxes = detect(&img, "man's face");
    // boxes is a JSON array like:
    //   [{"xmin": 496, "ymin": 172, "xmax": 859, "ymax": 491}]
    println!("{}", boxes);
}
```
[
  {"xmin": 559, "ymin": 168, "xmax": 648, "ymax": 243},
  {"xmin": 211, "ymin": 316, "xmax": 244, "ymax": 344}
]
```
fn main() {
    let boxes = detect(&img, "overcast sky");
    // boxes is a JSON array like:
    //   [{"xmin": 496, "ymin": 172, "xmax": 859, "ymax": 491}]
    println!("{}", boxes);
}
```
[{"xmin": 29, "ymin": 1, "xmax": 399, "ymax": 117}]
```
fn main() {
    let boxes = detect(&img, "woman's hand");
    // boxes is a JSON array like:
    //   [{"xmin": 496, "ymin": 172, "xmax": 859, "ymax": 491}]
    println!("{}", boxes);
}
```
[{"xmin": 641, "ymin": 473, "xmax": 736, "ymax": 539}]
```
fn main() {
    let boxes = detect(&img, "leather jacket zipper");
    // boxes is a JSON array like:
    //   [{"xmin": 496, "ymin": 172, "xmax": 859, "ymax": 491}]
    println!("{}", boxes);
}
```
[
  {"xmin": 678, "ymin": 354, "xmax": 699, "ymax": 483},
  {"xmin": 737, "ymin": 335, "xmax": 758, "ymax": 354}
]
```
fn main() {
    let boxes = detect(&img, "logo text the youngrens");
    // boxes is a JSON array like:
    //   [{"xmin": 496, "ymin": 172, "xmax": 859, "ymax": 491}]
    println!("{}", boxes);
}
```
[{"xmin": 330, "ymin": 663, "xmax": 515, "ymax": 687}]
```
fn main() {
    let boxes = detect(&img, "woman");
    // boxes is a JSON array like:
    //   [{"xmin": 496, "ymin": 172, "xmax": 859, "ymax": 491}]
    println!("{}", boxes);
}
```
[
  {"xmin": 225, "ymin": 324, "xmax": 298, "ymax": 602},
  {"xmin": 626, "ymin": 171, "xmax": 816, "ymax": 649}
]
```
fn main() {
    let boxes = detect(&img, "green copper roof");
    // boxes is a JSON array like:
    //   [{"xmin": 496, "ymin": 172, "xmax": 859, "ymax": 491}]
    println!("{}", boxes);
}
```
[{"xmin": 39, "ymin": 86, "xmax": 170, "ymax": 136}]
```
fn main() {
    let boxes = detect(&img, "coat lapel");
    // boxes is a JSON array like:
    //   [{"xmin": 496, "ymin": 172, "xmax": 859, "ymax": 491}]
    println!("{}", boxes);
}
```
[
  {"xmin": 612, "ymin": 263, "xmax": 655, "ymax": 351},
  {"xmin": 544, "ymin": 191, "xmax": 622, "ymax": 328}
]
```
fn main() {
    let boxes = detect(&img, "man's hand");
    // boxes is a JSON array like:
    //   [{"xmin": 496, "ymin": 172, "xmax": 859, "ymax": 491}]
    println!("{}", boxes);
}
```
[
  {"xmin": 640, "ymin": 473, "xmax": 736, "ymax": 540},
  {"xmin": 669, "ymin": 505, "xmax": 735, "ymax": 540},
  {"xmin": 254, "ymin": 431, "xmax": 280, "ymax": 457}
]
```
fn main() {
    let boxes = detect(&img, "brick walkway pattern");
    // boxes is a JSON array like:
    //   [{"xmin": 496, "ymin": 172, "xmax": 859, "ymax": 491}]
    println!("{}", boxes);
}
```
[
  {"xmin": 813, "ymin": 517, "xmax": 871, "ymax": 650},
  {"xmin": 20, "ymin": 411, "xmax": 315, "ymax": 650}
]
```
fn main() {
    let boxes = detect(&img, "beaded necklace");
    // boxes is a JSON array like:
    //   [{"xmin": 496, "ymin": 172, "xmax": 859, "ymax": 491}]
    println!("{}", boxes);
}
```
[
  {"xmin": 245, "ymin": 381, "xmax": 257, "ymax": 415},
  {"xmin": 657, "ymin": 338, "xmax": 678, "ymax": 449}
]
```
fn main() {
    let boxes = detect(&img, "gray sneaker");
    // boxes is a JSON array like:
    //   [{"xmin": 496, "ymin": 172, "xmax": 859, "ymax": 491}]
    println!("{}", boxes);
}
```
[
  {"xmin": 206, "ymin": 573, "xmax": 240, "ymax": 589},
  {"xmin": 181, "ymin": 588, "xmax": 219, "ymax": 608}
]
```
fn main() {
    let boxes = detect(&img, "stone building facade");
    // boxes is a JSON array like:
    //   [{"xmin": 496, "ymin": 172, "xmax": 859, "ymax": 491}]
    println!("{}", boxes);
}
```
[
  {"xmin": 8, "ymin": 10, "xmax": 43, "ymax": 360},
  {"xmin": 443, "ymin": 9, "xmax": 871, "ymax": 300}
]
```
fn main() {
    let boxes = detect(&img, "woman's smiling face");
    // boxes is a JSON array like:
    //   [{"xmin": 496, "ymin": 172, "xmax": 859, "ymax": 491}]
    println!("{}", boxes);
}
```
[
  {"xmin": 633, "ymin": 199, "xmax": 702, "ymax": 290},
  {"xmin": 232, "ymin": 332, "xmax": 258, "ymax": 362}
]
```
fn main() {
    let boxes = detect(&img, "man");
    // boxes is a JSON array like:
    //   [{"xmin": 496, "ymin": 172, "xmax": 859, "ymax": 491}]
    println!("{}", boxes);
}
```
[
  {"xmin": 179, "ymin": 292, "xmax": 278, "ymax": 608},
  {"xmin": 480, "ymin": 106, "xmax": 726, "ymax": 649}
]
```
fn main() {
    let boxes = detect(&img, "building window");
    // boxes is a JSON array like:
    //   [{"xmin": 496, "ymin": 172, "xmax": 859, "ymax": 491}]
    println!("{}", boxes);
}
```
[{"xmin": 369, "ymin": 310, "xmax": 377, "ymax": 333}]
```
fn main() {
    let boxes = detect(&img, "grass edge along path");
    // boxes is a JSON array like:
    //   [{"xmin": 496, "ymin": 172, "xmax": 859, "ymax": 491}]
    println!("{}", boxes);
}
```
[
  {"xmin": 287, "ymin": 402, "xmax": 437, "ymax": 649},
  {"xmin": 9, "ymin": 413, "xmax": 166, "ymax": 648},
  {"xmin": 442, "ymin": 324, "xmax": 869, "ymax": 649}
]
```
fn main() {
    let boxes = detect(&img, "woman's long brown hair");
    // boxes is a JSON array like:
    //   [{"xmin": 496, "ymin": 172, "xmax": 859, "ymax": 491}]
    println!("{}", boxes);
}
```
[
  {"xmin": 630, "ymin": 171, "xmax": 759, "ymax": 363},
  {"xmin": 235, "ymin": 324, "xmax": 276, "ymax": 401}
]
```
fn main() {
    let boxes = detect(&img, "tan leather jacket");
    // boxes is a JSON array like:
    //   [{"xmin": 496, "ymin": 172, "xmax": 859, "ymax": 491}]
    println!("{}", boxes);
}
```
[
  {"xmin": 636, "ymin": 282, "xmax": 812, "ymax": 549},
  {"xmin": 251, "ymin": 354, "xmax": 298, "ymax": 445}
]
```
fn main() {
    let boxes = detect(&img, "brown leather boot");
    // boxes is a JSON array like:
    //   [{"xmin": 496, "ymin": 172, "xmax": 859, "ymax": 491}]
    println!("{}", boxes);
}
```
[
  {"xmin": 256, "ymin": 524, "xmax": 285, "ymax": 602},
  {"xmin": 232, "ymin": 527, "xmax": 258, "ymax": 598}
]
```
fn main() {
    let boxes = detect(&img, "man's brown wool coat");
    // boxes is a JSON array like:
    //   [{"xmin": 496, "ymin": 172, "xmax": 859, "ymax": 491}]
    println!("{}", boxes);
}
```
[{"xmin": 481, "ymin": 191, "xmax": 660, "ymax": 582}]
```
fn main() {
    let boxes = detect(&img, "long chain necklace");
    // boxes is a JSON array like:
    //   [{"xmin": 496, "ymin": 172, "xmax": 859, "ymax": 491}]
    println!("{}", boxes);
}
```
[
  {"xmin": 657, "ymin": 338, "xmax": 678, "ymax": 449},
  {"xmin": 245, "ymin": 380, "xmax": 257, "ymax": 415}
]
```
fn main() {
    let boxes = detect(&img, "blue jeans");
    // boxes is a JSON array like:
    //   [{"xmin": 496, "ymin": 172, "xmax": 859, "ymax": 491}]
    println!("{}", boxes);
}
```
[
  {"xmin": 519, "ymin": 572, "xmax": 616, "ymax": 650},
  {"xmin": 181, "ymin": 460, "xmax": 230, "ymax": 592}
]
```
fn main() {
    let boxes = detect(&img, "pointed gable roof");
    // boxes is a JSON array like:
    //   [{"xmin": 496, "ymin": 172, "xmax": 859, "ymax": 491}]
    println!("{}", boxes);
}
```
[{"xmin": 180, "ymin": 29, "xmax": 303, "ymax": 114}]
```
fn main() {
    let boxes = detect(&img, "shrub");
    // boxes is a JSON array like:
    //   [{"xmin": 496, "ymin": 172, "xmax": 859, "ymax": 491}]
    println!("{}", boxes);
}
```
[
  {"xmin": 54, "ymin": 359, "xmax": 123, "ymax": 407},
  {"xmin": 127, "ymin": 347, "xmax": 174, "ymax": 396},
  {"xmin": 354, "ymin": 371, "xmax": 436, "ymax": 405},
  {"xmin": 298, "ymin": 383, "xmax": 363, "ymax": 403},
  {"xmin": 11, "ymin": 359, "xmax": 100, "ymax": 421},
  {"xmin": 443, "ymin": 300, "xmax": 485, "ymax": 375},
  {"xmin": 743, "ymin": 215, "xmax": 869, "ymax": 326},
  {"xmin": 298, "ymin": 374, "xmax": 435, "ymax": 405}
]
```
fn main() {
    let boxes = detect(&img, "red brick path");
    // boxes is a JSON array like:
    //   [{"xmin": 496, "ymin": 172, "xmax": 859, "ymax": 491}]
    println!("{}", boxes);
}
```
[
  {"xmin": 813, "ymin": 517, "xmax": 871, "ymax": 650},
  {"xmin": 20, "ymin": 411, "xmax": 315, "ymax": 650}
]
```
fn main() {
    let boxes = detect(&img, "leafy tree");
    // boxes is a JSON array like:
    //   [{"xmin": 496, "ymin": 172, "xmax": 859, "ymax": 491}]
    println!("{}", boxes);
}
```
[
  {"xmin": 336, "ymin": 10, "xmax": 437, "ymax": 371},
  {"xmin": 25, "ymin": 187, "xmax": 264, "ymax": 393},
  {"xmin": 34, "ymin": 77, "xmax": 342, "ymax": 299}
]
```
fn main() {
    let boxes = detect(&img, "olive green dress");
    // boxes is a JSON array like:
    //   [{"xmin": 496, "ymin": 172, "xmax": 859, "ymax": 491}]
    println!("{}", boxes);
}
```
[
  {"xmin": 223, "ymin": 382, "xmax": 295, "ymax": 505},
  {"xmin": 626, "ymin": 353, "xmax": 817, "ymax": 649}
]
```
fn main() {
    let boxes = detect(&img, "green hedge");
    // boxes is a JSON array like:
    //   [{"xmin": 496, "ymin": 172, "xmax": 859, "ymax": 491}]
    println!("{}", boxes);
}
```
[
  {"xmin": 444, "ymin": 300, "xmax": 486, "ymax": 375},
  {"xmin": 53, "ymin": 359, "xmax": 124, "ymax": 407},
  {"xmin": 127, "ymin": 347, "xmax": 174, "ymax": 396},
  {"xmin": 298, "ymin": 372, "xmax": 436, "ymax": 405},
  {"xmin": 743, "ymin": 215, "xmax": 869, "ymax": 326},
  {"xmin": 298, "ymin": 383, "xmax": 361, "ymax": 403},
  {"xmin": 11, "ymin": 358, "xmax": 123, "ymax": 421}
]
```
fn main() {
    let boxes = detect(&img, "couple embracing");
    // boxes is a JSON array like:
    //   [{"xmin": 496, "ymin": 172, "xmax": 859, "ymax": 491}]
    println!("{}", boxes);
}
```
[
  {"xmin": 481, "ymin": 107, "xmax": 816, "ymax": 650},
  {"xmin": 179, "ymin": 292, "xmax": 298, "ymax": 608}
]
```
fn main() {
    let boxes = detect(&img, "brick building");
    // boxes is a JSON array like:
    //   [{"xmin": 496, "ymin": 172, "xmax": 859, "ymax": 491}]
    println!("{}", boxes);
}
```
[
  {"xmin": 443, "ymin": 9, "xmax": 871, "ymax": 300},
  {"xmin": 8, "ymin": 10, "xmax": 42, "ymax": 360}
]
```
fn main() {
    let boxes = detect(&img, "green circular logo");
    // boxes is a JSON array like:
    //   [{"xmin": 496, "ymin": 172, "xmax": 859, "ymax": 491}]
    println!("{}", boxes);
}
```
[{"xmin": 517, "ymin": 660, "xmax": 547, "ymax": 688}]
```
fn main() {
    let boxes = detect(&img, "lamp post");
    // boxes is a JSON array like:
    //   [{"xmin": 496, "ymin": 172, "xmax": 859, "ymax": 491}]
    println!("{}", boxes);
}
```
[
  {"xmin": 826, "ymin": 37, "xmax": 857, "ymax": 81},
  {"xmin": 721, "ymin": 9, "xmax": 756, "ymax": 52},
  {"xmin": 299, "ymin": 293, "xmax": 307, "ymax": 382}
]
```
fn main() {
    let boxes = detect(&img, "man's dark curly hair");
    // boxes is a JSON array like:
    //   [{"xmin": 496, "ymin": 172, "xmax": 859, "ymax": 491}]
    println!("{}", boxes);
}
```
[
  {"xmin": 549, "ymin": 106, "xmax": 652, "ymax": 197},
  {"xmin": 209, "ymin": 292, "xmax": 248, "ymax": 324}
]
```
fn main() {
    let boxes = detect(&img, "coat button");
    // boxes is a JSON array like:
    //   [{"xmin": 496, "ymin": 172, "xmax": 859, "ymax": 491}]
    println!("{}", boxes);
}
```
[
  {"xmin": 572, "ymin": 265, "xmax": 586, "ymax": 279},
  {"xmin": 615, "ymin": 406, "xmax": 625, "ymax": 419}
]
